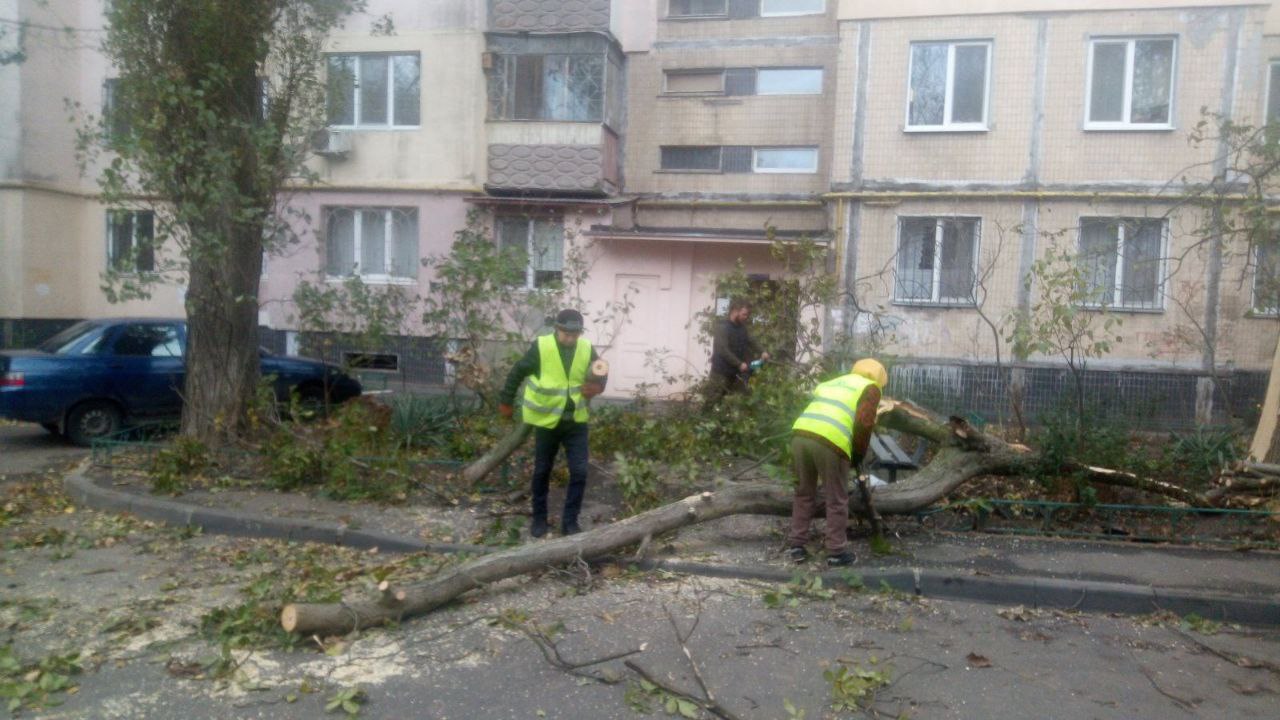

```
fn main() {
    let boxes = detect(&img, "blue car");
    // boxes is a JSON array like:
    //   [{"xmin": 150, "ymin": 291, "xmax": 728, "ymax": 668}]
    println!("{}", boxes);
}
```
[{"xmin": 0, "ymin": 318, "xmax": 362, "ymax": 445}]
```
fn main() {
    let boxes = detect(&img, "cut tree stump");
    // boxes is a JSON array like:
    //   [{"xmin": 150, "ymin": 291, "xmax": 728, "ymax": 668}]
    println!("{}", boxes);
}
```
[{"xmin": 286, "ymin": 399, "xmax": 1217, "ymax": 636}]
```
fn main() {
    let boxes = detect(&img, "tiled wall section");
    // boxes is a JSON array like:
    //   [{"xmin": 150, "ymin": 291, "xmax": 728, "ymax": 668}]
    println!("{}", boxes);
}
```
[
  {"xmin": 489, "ymin": 0, "xmax": 611, "ymax": 32},
  {"xmin": 626, "ymin": 44, "xmax": 838, "ymax": 195},
  {"xmin": 488, "ymin": 144, "xmax": 609, "ymax": 192},
  {"xmin": 851, "ymin": 198, "xmax": 1279, "ymax": 369}
]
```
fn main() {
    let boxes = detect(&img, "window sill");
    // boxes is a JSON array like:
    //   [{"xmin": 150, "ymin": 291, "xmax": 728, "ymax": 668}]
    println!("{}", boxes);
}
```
[
  {"xmin": 892, "ymin": 300, "xmax": 977, "ymax": 309},
  {"xmin": 1077, "ymin": 304, "xmax": 1165, "ymax": 315},
  {"xmin": 903, "ymin": 125, "xmax": 990, "ymax": 134},
  {"xmin": 753, "ymin": 168, "xmax": 818, "ymax": 174},
  {"xmin": 1245, "ymin": 310, "xmax": 1280, "ymax": 319},
  {"xmin": 325, "ymin": 275, "xmax": 417, "ymax": 286},
  {"xmin": 486, "ymin": 118, "xmax": 605, "ymax": 125},
  {"xmin": 662, "ymin": 15, "xmax": 731, "ymax": 22},
  {"xmin": 1081, "ymin": 124, "xmax": 1175, "ymax": 133},
  {"xmin": 655, "ymin": 169, "xmax": 723, "ymax": 174},
  {"xmin": 327, "ymin": 125, "xmax": 421, "ymax": 132}
]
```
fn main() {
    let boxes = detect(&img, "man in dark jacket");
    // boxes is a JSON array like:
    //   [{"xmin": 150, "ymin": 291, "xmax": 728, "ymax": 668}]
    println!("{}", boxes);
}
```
[
  {"xmin": 705, "ymin": 298, "xmax": 769, "ymax": 407},
  {"xmin": 498, "ymin": 309, "xmax": 604, "ymax": 538}
]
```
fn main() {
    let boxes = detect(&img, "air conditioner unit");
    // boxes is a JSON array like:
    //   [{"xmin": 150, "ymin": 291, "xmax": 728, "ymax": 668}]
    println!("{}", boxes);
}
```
[{"xmin": 310, "ymin": 128, "xmax": 351, "ymax": 158}]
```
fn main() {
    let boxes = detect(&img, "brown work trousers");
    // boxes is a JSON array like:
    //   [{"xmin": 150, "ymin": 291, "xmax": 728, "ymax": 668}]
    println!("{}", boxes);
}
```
[{"xmin": 787, "ymin": 434, "xmax": 851, "ymax": 553}]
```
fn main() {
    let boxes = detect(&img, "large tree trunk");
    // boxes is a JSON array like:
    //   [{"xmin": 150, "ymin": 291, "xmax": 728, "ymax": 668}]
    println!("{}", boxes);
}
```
[
  {"xmin": 284, "ymin": 400, "xmax": 1214, "ymax": 636},
  {"xmin": 181, "ymin": 236, "xmax": 262, "ymax": 445}
]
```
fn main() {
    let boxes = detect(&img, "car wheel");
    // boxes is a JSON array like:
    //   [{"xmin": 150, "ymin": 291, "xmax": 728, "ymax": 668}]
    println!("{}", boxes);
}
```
[
  {"xmin": 66, "ymin": 401, "xmax": 122, "ymax": 447},
  {"xmin": 40, "ymin": 422, "xmax": 62, "ymax": 436},
  {"xmin": 294, "ymin": 383, "xmax": 329, "ymax": 417}
]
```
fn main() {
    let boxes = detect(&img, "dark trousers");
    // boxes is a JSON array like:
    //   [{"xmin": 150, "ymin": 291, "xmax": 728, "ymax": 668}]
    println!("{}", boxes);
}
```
[
  {"xmin": 704, "ymin": 371, "xmax": 749, "ymax": 409},
  {"xmin": 788, "ymin": 434, "xmax": 851, "ymax": 553},
  {"xmin": 530, "ymin": 418, "xmax": 589, "ymax": 526}
]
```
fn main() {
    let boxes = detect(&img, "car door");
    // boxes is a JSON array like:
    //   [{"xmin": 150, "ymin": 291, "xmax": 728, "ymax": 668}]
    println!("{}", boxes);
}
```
[{"xmin": 105, "ymin": 322, "xmax": 186, "ymax": 419}]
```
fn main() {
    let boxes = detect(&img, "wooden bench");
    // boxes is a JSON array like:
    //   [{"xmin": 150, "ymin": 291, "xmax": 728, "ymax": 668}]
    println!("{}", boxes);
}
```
[{"xmin": 866, "ymin": 432, "xmax": 918, "ymax": 483}]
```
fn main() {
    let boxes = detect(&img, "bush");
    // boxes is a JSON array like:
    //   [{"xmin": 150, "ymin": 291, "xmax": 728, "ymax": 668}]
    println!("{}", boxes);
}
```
[
  {"xmin": 149, "ymin": 436, "xmax": 209, "ymax": 494},
  {"xmin": 263, "ymin": 400, "xmax": 410, "ymax": 502},
  {"xmin": 1164, "ymin": 427, "xmax": 1243, "ymax": 489},
  {"xmin": 388, "ymin": 394, "xmax": 461, "ymax": 450}
]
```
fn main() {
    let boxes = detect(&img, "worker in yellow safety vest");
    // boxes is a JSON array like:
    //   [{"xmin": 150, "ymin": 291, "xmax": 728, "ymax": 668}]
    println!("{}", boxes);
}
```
[
  {"xmin": 499, "ymin": 309, "xmax": 605, "ymax": 539},
  {"xmin": 786, "ymin": 358, "xmax": 887, "ymax": 566}
]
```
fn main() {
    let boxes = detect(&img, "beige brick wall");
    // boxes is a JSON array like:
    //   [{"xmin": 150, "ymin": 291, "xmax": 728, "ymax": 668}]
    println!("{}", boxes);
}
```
[
  {"xmin": 856, "ymin": 15, "xmax": 1039, "ymax": 184},
  {"xmin": 839, "ymin": 5, "xmax": 1269, "ymax": 187},
  {"xmin": 851, "ymin": 198, "xmax": 1279, "ymax": 369},
  {"xmin": 625, "ymin": 47, "xmax": 838, "ymax": 196},
  {"xmin": 1039, "ymin": 7, "xmax": 1262, "ymax": 186}
]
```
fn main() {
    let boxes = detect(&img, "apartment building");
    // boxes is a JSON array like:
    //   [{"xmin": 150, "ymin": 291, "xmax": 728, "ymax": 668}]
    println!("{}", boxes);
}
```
[
  {"xmin": 3, "ymin": 0, "xmax": 1279, "ymax": 424},
  {"xmin": 828, "ymin": 0, "xmax": 1279, "ymax": 425}
]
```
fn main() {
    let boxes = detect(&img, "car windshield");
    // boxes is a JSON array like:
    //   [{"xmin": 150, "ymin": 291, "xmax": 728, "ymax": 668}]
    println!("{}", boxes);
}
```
[{"xmin": 36, "ymin": 321, "xmax": 103, "ymax": 355}]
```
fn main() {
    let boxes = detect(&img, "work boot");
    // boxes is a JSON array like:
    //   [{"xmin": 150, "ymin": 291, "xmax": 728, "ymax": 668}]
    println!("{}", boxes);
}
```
[
  {"xmin": 826, "ymin": 549, "xmax": 856, "ymax": 567},
  {"xmin": 561, "ymin": 520, "xmax": 582, "ymax": 536},
  {"xmin": 530, "ymin": 516, "xmax": 548, "ymax": 539},
  {"xmin": 784, "ymin": 546, "xmax": 808, "ymax": 563}
]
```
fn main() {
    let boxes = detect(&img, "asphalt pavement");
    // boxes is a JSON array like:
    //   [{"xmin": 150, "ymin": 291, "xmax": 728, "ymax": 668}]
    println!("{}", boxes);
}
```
[{"xmin": 4, "ymin": 421, "xmax": 1280, "ymax": 719}]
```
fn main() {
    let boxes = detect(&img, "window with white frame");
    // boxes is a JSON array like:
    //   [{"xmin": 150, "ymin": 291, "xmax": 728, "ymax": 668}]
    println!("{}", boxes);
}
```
[
  {"xmin": 894, "ymin": 217, "xmax": 979, "ymax": 305},
  {"xmin": 761, "ymin": 0, "xmax": 824, "ymax": 16},
  {"xmin": 1253, "ymin": 243, "xmax": 1280, "ymax": 316},
  {"xmin": 756, "ymin": 67, "xmax": 823, "ymax": 94},
  {"xmin": 495, "ymin": 216, "xmax": 564, "ymax": 289},
  {"xmin": 752, "ymin": 147, "xmax": 818, "ymax": 173},
  {"xmin": 106, "ymin": 210, "xmax": 155, "ymax": 274},
  {"xmin": 663, "ymin": 67, "xmax": 823, "ymax": 96},
  {"xmin": 907, "ymin": 41, "xmax": 991, "ymax": 130},
  {"xmin": 1077, "ymin": 218, "xmax": 1165, "ymax": 309},
  {"xmin": 326, "ymin": 53, "xmax": 420, "ymax": 128},
  {"xmin": 660, "ymin": 145, "xmax": 818, "ymax": 173},
  {"xmin": 324, "ymin": 207, "xmax": 419, "ymax": 281},
  {"xmin": 1086, "ymin": 37, "xmax": 1176, "ymax": 129}
]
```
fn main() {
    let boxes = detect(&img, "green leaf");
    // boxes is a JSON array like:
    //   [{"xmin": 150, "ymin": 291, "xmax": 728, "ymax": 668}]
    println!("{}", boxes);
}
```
[{"xmin": 677, "ymin": 698, "xmax": 699, "ymax": 718}]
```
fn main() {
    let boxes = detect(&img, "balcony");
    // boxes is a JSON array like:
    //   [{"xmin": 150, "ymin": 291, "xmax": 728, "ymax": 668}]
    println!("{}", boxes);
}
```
[{"xmin": 487, "ymin": 123, "xmax": 620, "ymax": 196}]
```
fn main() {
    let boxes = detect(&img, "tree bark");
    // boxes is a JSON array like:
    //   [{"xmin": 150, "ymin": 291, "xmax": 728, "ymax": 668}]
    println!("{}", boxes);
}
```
[
  {"xmin": 281, "ymin": 400, "xmax": 1211, "ymax": 636},
  {"xmin": 460, "ymin": 422, "xmax": 532, "ymax": 486}
]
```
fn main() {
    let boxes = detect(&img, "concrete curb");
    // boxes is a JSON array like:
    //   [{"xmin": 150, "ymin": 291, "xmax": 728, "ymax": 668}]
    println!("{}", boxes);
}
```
[
  {"xmin": 638, "ymin": 559, "xmax": 1280, "ymax": 627},
  {"xmin": 64, "ymin": 460, "xmax": 488, "ymax": 556},
  {"xmin": 67, "ymin": 461, "xmax": 1280, "ymax": 627}
]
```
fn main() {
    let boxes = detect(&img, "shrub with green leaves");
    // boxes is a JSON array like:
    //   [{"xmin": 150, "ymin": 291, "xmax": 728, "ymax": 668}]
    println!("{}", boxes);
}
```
[{"xmin": 149, "ymin": 435, "xmax": 209, "ymax": 494}]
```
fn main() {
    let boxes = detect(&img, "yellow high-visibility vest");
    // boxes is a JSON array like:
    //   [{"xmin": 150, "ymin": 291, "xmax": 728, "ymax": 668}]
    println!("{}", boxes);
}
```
[
  {"xmin": 791, "ymin": 373, "xmax": 875, "ymax": 457},
  {"xmin": 521, "ymin": 334, "xmax": 592, "ymax": 428}
]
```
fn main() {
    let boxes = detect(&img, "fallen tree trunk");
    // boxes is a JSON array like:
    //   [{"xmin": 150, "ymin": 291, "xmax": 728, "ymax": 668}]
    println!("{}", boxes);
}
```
[
  {"xmin": 461, "ymin": 422, "xmax": 531, "ymax": 486},
  {"xmin": 286, "ymin": 399, "xmax": 1214, "ymax": 635}
]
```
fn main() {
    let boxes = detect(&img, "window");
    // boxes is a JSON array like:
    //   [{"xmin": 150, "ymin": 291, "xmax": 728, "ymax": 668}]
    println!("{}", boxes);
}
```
[
  {"xmin": 894, "ymin": 217, "xmax": 979, "ymax": 305},
  {"xmin": 324, "ymin": 207, "xmax": 419, "ymax": 281},
  {"xmin": 1077, "ymin": 218, "xmax": 1165, "ymax": 309},
  {"xmin": 326, "ymin": 53, "xmax": 420, "ymax": 128},
  {"xmin": 1086, "ymin": 37, "xmax": 1176, "ymax": 129},
  {"xmin": 668, "ymin": 0, "xmax": 727, "ymax": 17},
  {"xmin": 496, "ymin": 217, "xmax": 564, "ymax": 289},
  {"xmin": 102, "ymin": 78, "xmax": 130, "ymax": 142},
  {"xmin": 661, "ymin": 146, "xmax": 724, "ymax": 171},
  {"xmin": 660, "ymin": 145, "xmax": 816, "ymax": 173},
  {"xmin": 756, "ymin": 68, "xmax": 823, "ymax": 95},
  {"xmin": 113, "ymin": 324, "xmax": 182, "ymax": 358},
  {"xmin": 664, "ymin": 70, "xmax": 725, "ymax": 94},
  {"xmin": 761, "ymin": 0, "xmax": 824, "ymax": 16},
  {"xmin": 662, "ymin": 67, "xmax": 823, "ymax": 96},
  {"xmin": 752, "ymin": 147, "xmax": 818, "ymax": 173},
  {"xmin": 1254, "ymin": 244, "xmax": 1280, "ymax": 316},
  {"xmin": 107, "ymin": 210, "xmax": 155, "ymax": 273},
  {"xmin": 907, "ymin": 41, "xmax": 991, "ymax": 130},
  {"xmin": 489, "ymin": 53, "xmax": 605, "ymax": 121}
]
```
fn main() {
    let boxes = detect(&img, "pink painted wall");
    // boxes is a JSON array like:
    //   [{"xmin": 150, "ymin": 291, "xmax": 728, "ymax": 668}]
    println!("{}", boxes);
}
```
[
  {"xmin": 260, "ymin": 191, "xmax": 472, "ymax": 332},
  {"xmin": 582, "ymin": 238, "xmax": 782, "ymax": 397}
]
